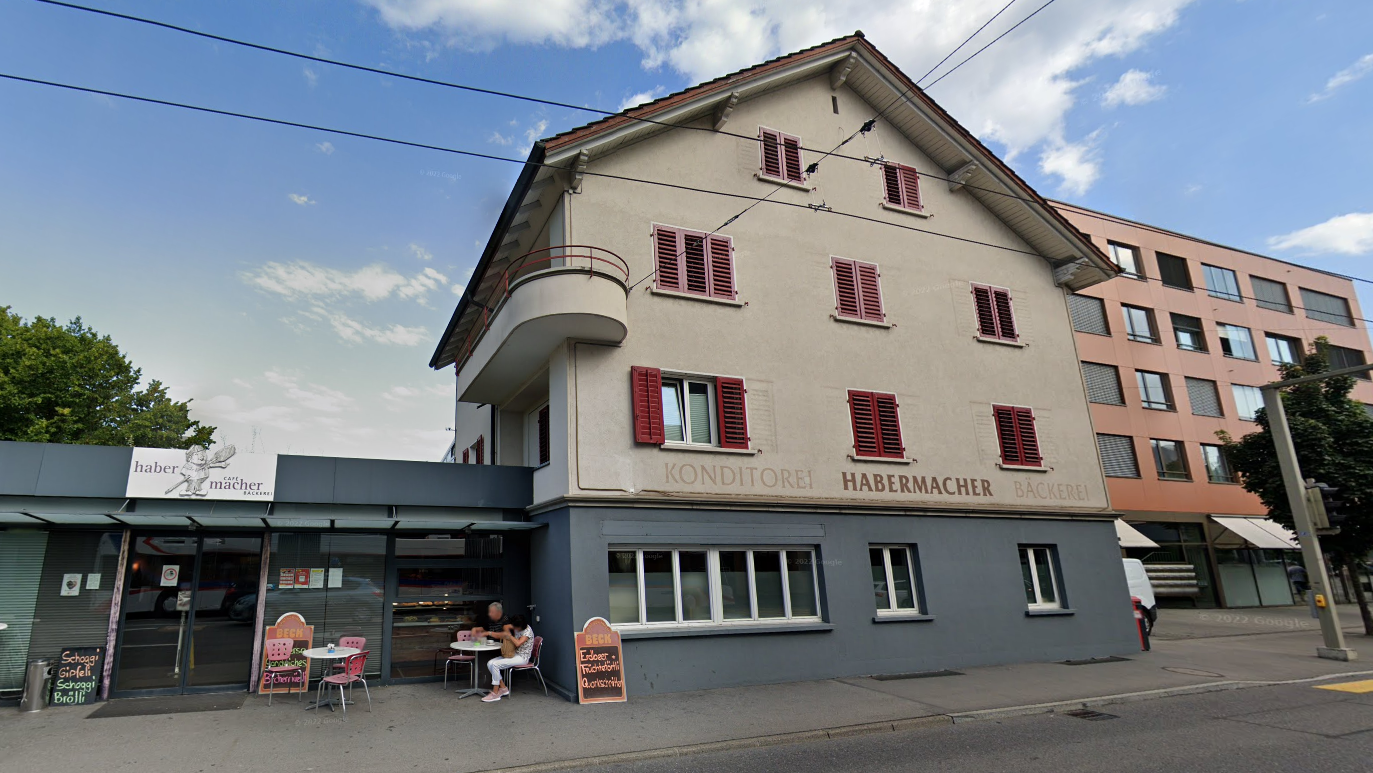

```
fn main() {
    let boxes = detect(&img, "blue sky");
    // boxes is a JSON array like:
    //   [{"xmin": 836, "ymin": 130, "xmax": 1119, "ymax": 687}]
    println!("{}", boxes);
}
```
[{"xmin": 1, "ymin": 0, "xmax": 1370, "ymax": 460}]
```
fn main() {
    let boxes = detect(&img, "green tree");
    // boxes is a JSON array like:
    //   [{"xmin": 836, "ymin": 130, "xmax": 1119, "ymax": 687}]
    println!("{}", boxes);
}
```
[
  {"xmin": 0, "ymin": 307, "xmax": 215, "ymax": 448},
  {"xmin": 1219, "ymin": 337, "xmax": 1373, "ymax": 636}
]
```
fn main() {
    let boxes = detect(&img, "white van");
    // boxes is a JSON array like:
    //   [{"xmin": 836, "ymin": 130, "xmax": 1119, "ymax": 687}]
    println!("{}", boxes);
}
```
[{"xmin": 1123, "ymin": 558, "xmax": 1158, "ymax": 631}]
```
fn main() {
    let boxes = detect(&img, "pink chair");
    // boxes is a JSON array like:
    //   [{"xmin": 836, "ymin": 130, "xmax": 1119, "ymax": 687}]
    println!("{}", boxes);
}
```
[
  {"xmin": 443, "ymin": 630, "xmax": 476, "ymax": 690},
  {"xmin": 331, "ymin": 637, "xmax": 367, "ymax": 673},
  {"xmin": 500, "ymin": 636, "xmax": 548, "ymax": 697},
  {"xmin": 262, "ymin": 637, "xmax": 305, "ymax": 706},
  {"xmin": 316, "ymin": 650, "xmax": 371, "ymax": 714}
]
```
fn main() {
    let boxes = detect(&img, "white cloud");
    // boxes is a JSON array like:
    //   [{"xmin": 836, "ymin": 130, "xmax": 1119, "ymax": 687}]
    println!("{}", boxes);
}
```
[
  {"xmin": 410, "ymin": 243, "xmax": 434, "ymax": 261},
  {"xmin": 242, "ymin": 261, "xmax": 449, "ymax": 303},
  {"xmin": 316, "ymin": 141, "xmax": 335, "ymax": 155},
  {"xmin": 303, "ymin": 67, "xmax": 319, "ymax": 87},
  {"xmin": 1267, "ymin": 213, "xmax": 1373, "ymax": 256},
  {"xmin": 524, "ymin": 119, "xmax": 549, "ymax": 147},
  {"xmin": 288, "ymin": 193, "xmax": 316, "ymax": 205},
  {"xmin": 264, "ymin": 370, "xmax": 355, "ymax": 412},
  {"xmin": 363, "ymin": 0, "xmax": 1197, "ymax": 195},
  {"xmin": 1308, "ymin": 53, "xmax": 1373, "ymax": 103},
  {"xmin": 301, "ymin": 306, "xmax": 431, "ymax": 346},
  {"xmin": 619, "ymin": 86, "xmax": 666, "ymax": 111},
  {"xmin": 1102, "ymin": 69, "xmax": 1165, "ymax": 107},
  {"xmin": 198, "ymin": 395, "xmax": 304, "ymax": 433},
  {"xmin": 1038, "ymin": 131, "xmax": 1102, "ymax": 196},
  {"xmin": 381, "ymin": 383, "xmax": 451, "ymax": 410},
  {"xmin": 487, "ymin": 131, "xmax": 514, "ymax": 145}
]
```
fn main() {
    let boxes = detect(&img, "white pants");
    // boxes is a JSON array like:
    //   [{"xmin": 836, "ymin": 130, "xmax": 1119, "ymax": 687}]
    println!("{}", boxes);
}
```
[{"xmin": 487, "ymin": 654, "xmax": 528, "ymax": 686}]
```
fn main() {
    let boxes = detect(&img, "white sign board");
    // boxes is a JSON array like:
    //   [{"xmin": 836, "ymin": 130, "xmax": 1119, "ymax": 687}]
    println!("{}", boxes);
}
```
[{"xmin": 126, "ymin": 446, "xmax": 277, "ymax": 501}]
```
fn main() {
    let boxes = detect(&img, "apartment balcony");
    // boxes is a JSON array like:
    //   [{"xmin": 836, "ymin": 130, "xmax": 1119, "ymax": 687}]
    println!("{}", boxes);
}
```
[{"xmin": 455, "ymin": 245, "xmax": 629, "ymax": 404}]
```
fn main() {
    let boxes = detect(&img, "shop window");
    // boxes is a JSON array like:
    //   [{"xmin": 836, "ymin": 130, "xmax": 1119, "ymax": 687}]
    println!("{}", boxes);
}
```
[
  {"xmin": 607, "ymin": 547, "xmax": 820, "ymax": 628},
  {"xmin": 870, "ymin": 545, "xmax": 923, "ymax": 615},
  {"xmin": 1019, "ymin": 546, "xmax": 1063, "ymax": 610}
]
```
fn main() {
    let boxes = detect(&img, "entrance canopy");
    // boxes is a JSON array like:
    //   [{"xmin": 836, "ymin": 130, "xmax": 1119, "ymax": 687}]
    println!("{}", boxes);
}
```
[
  {"xmin": 1210, "ymin": 515, "xmax": 1299, "ymax": 550},
  {"xmin": 0, "ymin": 499, "xmax": 541, "ymax": 531},
  {"xmin": 1115, "ymin": 519, "xmax": 1159, "ymax": 548}
]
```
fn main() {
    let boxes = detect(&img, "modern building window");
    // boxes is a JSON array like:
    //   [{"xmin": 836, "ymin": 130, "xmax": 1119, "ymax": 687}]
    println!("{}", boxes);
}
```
[
  {"xmin": 1170, "ymin": 313, "xmax": 1207, "ymax": 352},
  {"xmin": 1081, "ymin": 362, "xmax": 1125, "ymax": 405},
  {"xmin": 971, "ymin": 283, "xmax": 1019, "ymax": 342},
  {"xmin": 1108, "ymin": 241, "xmax": 1143, "ymax": 279},
  {"xmin": 880, "ymin": 162, "xmax": 922, "ymax": 211},
  {"xmin": 847, "ymin": 390, "xmax": 905, "ymax": 459},
  {"xmin": 870, "ymin": 545, "xmax": 922, "ymax": 615},
  {"xmin": 831, "ymin": 257, "xmax": 885, "ymax": 322},
  {"xmin": 1203, "ymin": 264, "xmax": 1243, "ymax": 302},
  {"xmin": 993, "ymin": 404, "xmax": 1043, "ymax": 468},
  {"xmin": 1320, "ymin": 342, "xmax": 1370, "ymax": 380},
  {"xmin": 1251, "ymin": 276, "xmax": 1293, "ymax": 313},
  {"xmin": 1151, "ymin": 439, "xmax": 1191, "ymax": 480},
  {"xmin": 1122, "ymin": 304, "xmax": 1160, "ymax": 344},
  {"xmin": 1068, "ymin": 294, "xmax": 1110, "ymax": 336},
  {"xmin": 1217, "ymin": 323, "xmax": 1258, "ymax": 360},
  {"xmin": 1136, "ymin": 370, "xmax": 1175, "ymax": 411},
  {"xmin": 1096, "ymin": 434, "xmax": 1140, "ymax": 478},
  {"xmin": 1157, "ymin": 252, "xmax": 1193, "ymax": 290},
  {"xmin": 1185, "ymin": 377, "xmax": 1224, "ymax": 418},
  {"xmin": 1019, "ymin": 546, "xmax": 1063, "ymax": 610},
  {"xmin": 1299, "ymin": 288, "xmax": 1354, "ymax": 327},
  {"xmin": 631, "ymin": 366, "xmax": 750, "ymax": 449},
  {"xmin": 607, "ymin": 547, "xmax": 821, "ymax": 628},
  {"xmin": 652, "ymin": 225, "xmax": 736, "ymax": 300},
  {"xmin": 759, "ymin": 126, "xmax": 804, "ymax": 183},
  {"xmin": 1266, "ymin": 334, "xmax": 1302, "ymax": 366},
  {"xmin": 1201, "ymin": 444, "xmax": 1237, "ymax": 483},
  {"xmin": 1232, "ymin": 384, "xmax": 1265, "ymax": 421}
]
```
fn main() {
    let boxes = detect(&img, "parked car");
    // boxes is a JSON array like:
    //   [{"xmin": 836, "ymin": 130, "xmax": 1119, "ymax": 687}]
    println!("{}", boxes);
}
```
[{"xmin": 1123, "ymin": 558, "xmax": 1158, "ymax": 632}]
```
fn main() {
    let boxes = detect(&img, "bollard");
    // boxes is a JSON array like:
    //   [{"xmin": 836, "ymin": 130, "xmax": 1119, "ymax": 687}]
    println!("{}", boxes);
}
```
[
  {"xmin": 1131, "ymin": 596, "xmax": 1151, "ymax": 652},
  {"xmin": 19, "ymin": 658, "xmax": 54, "ymax": 712}
]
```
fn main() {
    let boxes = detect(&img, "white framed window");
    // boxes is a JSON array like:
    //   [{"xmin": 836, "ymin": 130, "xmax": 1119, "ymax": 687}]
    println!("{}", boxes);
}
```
[
  {"xmin": 1019, "ymin": 545, "xmax": 1062, "ymax": 610},
  {"xmin": 1232, "ymin": 384, "xmax": 1264, "ymax": 421},
  {"xmin": 607, "ymin": 547, "xmax": 821, "ymax": 629},
  {"xmin": 661, "ymin": 376, "xmax": 718, "ymax": 446},
  {"xmin": 870, "ymin": 545, "xmax": 921, "ymax": 615}
]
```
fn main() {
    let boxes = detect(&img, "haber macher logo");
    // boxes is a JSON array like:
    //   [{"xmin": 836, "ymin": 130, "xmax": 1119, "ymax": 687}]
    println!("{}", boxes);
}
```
[{"xmin": 126, "ymin": 446, "xmax": 278, "ymax": 500}]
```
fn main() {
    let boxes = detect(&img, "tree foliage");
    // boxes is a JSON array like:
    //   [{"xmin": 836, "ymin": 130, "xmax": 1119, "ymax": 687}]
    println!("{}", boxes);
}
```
[{"xmin": 0, "ymin": 307, "xmax": 215, "ymax": 448}]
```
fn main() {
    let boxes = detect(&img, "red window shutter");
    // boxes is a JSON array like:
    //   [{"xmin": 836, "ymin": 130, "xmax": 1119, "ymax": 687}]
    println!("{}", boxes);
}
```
[
  {"xmin": 897, "ymin": 165, "xmax": 921, "ymax": 210},
  {"xmin": 882, "ymin": 164, "xmax": 903, "ymax": 205},
  {"xmin": 848, "ymin": 390, "xmax": 880, "ymax": 457},
  {"xmin": 475, "ymin": 436, "xmax": 484, "ymax": 465},
  {"xmin": 972, "ymin": 285, "xmax": 999, "ymax": 338},
  {"xmin": 537, "ymin": 405, "xmax": 550, "ymax": 465},
  {"xmin": 631, "ymin": 366, "xmax": 665, "ymax": 444},
  {"xmin": 832, "ymin": 258, "xmax": 861, "ymax": 318},
  {"xmin": 760, "ymin": 129, "xmax": 783, "ymax": 179},
  {"xmin": 462, "ymin": 449, "xmax": 469, "ymax": 464},
  {"xmin": 716, "ymin": 377, "xmax": 750, "ymax": 449},
  {"xmin": 992, "ymin": 289, "xmax": 1018, "ymax": 341},
  {"xmin": 682, "ymin": 234, "xmax": 709, "ymax": 295},
  {"xmin": 873, "ymin": 392, "xmax": 903, "ymax": 457},
  {"xmin": 706, "ymin": 235, "xmax": 735, "ymax": 299},
  {"xmin": 782, "ymin": 134, "xmax": 804, "ymax": 182},
  {"xmin": 1013, "ymin": 407, "xmax": 1042, "ymax": 466},
  {"xmin": 855, "ymin": 262, "xmax": 884, "ymax": 322},
  {"xmin": 993, "ymin": 405, "xmax": 1021, "ymax": 465},
  {"xmin": 653, "ymin": 226, "xmax": 682, "ymax": 291}
]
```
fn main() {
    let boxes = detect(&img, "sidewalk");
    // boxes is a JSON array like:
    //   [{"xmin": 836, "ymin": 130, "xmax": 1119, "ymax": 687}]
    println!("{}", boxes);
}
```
[{"xmin": 3, "ymin": 618, "xmax": 1371, "ymax": 773}]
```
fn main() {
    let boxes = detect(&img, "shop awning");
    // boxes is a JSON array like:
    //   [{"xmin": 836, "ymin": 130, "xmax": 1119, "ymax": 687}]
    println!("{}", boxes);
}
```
[
  {"xmin": 1210, "ymin": 516, "xmax": 1300, "ymax": 550},
  {"xmin": 0, "ymin": 501, "xmax": 543, "ymax": 532},
  {"xmin": 1115, "ymin": 519, "xmax": 1159, "ymax": 548}
]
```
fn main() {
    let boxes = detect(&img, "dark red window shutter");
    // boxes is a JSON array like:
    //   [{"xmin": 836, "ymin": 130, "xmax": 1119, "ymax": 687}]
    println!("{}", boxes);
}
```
[
  {"xmin": 631, "ymin": 366, "xmax": 665, "ymax": 444},
  {"xmin": 462, "ymin": 449, "xmax": 469, "ymax": 464},
  {"xmin": 992, "ymin": 289, "xmax": 1018, "ymax": 341},
  {"xmin": 848, "ymin": 390, "xmax": 880, "ymax": 457},
  {"xmin": 537, "ymin": 405, "xmax": 550, "ymax": 465},
  {"xmin": 872, "ymin": 392, "xmax": 903, "ymax": 457},
  {"xmin": 882, "ymin": 164, "xmax": 903, "ymax": 205},
  {"xmin": 474, "ymin": 436, "xmax": 484, "ymax": 465},
  {"xmin": 706, "ymin": 236, "xmax": 736, "ymax": 299},
  {"xmin": 653, "ymin": 226, "xmax": 682, "ymax": 291},
  {"xmin": 760, "ymin": 129, "xmax": 783, "ymax": 179},
  {"xmin": 1013, "ymin": 407, "xmax": 1042, "ymax": 466},
  {"xmin": 993, "ymin": 405, "xmax": 1042, "ymax": 467},
  {"xmin": 782, "ymin": 134, "xmax": 804, "ymax": 182},
  {"xmin": 972, "ymin": 285, "xmax": 999, "ymax": 338},
  {"xmin": 832, "ymin": 258, "xmax": 861, "ymax": 318},
  {"xmin": 855, "ymin": 262, "xmax": 884, "ymax": 322},
  {"xmin": 897, "ymin": 165, "xmax": 921, "ymax": 210},
  {"xmin": 683, "ymin": 234, "xmax": 708, "ymax": 294},
  {"xmin": 716, "ymin": 378, "xmax": 750, "ymax": 449}
]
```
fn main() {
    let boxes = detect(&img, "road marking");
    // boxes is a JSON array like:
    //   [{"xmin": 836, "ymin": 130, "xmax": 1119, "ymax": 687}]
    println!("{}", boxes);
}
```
[{"xmin": 1315, "ymin": 679, "xmax": 1373, "ymax": 694}]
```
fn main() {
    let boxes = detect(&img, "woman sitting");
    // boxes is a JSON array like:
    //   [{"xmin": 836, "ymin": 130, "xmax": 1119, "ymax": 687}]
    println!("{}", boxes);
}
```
[{"xmin": 481, "ymin": 615, "xmax": 534, "ymax": 702}]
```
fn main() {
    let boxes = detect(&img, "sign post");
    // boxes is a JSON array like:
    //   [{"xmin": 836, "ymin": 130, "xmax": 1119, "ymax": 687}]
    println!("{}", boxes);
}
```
[
  {"xmin": 259, "ymin": 612, "xmax": 314, "ymax": 694},
  {"xmin": 574, "ymin": 617, "xmax": 626, "ymax": 704}
]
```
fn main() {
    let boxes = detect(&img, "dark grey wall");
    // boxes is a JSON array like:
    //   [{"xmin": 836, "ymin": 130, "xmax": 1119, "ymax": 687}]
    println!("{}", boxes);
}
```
[
  {"xmin": 529, "ymin": 508, "xmax": 575, "ymax": 697},
  {"xmin": 542, "ymin": 505, "xmax": 1139, "ymax": 696}
]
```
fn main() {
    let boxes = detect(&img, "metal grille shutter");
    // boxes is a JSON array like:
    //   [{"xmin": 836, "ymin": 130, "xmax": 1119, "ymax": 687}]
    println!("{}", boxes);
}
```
[
  {"xmin": 1300, "ymin": 288, "xmax": 1354, "ymax": 326},
  {"xmin": 0, "ymin": 531, "xmax": 48, "ymax": 691},
  {"xmin": 1068, "ymin": 294, "xmax": 1109, "ymax": 335},
  {"xmin": 1096, "ymin": 434, "xmax": 1140, "ymax": 477},
  {"xmin": 1186, "ymin": 377, "xmax": 1224, "ymax": 417},
  {"xmin": 1250, "ymin": 277, "xmax": 1292, "ymax": 313},
  {"xmin": 1081, "ymin": 362, "xmax": 1124, "ymax": 405},
  {"xmin": 27, "ymin": 532, "xmax": 123, "ymax": 669}
]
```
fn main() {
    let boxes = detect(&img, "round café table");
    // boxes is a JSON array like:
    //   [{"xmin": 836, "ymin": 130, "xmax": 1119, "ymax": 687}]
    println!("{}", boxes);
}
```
[
  {"xmin": 301, "ymin": 646, "xmax": 361, "ymax": 711},
  {"xmin": 449, "ymin": 640, "xmax": 502, "ymax": 699}
]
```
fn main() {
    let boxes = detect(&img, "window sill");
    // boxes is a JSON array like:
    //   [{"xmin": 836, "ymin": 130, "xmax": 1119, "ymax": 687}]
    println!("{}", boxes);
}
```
[
  {"xmin": 873, "ymin": 613, "xmax": 935, "ymax": 624},
  {"xmin": 832, "ymin": 314, "xmax": 892, "ymax": 329},
  {"xmin": 1163, "ymin": 284, "xmax": 1194, "ymax": 293},
  {"xmin": 879, "ymin": 201, "xmax": 932, "ymax": 219},
  {"xmin": 1025, "ymin": 608, "xmax": 1075, "ymax": 617},
  {"xmin": 975, "ymin": 335, "xmax": 1026, "ymax": 348},
  {"xmin": 1207, "ymin": 479, "xmax": 1242, "ymax": 486},
  {"xmin": 849, "ymin": 454, "xmax": 915, "ymax": 465},
  {"xmin": 531, "ymin": 461, "xmax": 550, "ymax": 471},
  {"xmin": 754, "ymin": 173, "xmax": 811, "ymax": 192},
  {"xmin": 998, "ymin": 464, "xmax": 1048, "ymax": 473},
  {"xmin": 1157, "ymin": 476, "xmax": 1193, "ymax": 483},
  {"xmin": 1178, "ymin": 347, "xmax": 1208, "ymax": 354},
  {"xmin": 1142, "ymin": 406, "xmax": 1176, "ymax": 413},
  {"xmin": 1208, "ymin": 294, "xmax": 1245, "ymax": 304},
  {"xmin": 617, "ymin": 622, "xmax": 833, "ymax": 640},
  {"xmin": 1221, "ymin": 354, "xmax": 1260, "ymax": 363},
  {"xmin": 649, "ymin": 287, "xmax": 745, "ymax": 307},
  {"xmin": 1127, "ymin": 337, "xmax": 1163, "ymax": 346},
  {"xmin": 661, "ymin": 443, "xmax": 759, "ymax": 456}
]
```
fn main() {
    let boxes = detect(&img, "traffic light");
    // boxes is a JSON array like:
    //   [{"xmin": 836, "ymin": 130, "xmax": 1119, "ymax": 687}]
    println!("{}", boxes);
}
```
[
  {"xmin": 1305, "ymin": 481, "xmax": 1346, "ymax": 530},
  {"xmin": 1318, "ymin": 484, "xmax": 1347, "ymax": 526}
]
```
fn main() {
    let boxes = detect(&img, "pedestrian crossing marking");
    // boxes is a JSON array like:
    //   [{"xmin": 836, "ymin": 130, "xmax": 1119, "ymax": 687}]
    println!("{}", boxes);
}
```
[{"xmin": 1315, "ymin": 679, "xmax": 1373, "ymax": 694}]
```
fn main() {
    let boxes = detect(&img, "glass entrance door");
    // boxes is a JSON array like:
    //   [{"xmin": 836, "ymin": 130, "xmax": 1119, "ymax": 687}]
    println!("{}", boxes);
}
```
[{"xmin": 114, "ymin": 535, "xmax": 262, "ymax": 694}]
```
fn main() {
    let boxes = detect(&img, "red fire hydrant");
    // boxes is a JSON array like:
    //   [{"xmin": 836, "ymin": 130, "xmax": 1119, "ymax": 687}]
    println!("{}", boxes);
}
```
[{"xmin": 1131, "ymin": 596, "xmax": 1150, "ymax": 651}]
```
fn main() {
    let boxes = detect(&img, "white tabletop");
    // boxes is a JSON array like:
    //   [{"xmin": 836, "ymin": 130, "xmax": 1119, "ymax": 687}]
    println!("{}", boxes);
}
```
[
  {"xmin": 450, "ymin": 640, "xmax": 501, "ymax": 652},
  {"xmin": 0, "ymin": 623, "xmax": 8, "ymax": 631},
  {"xmin": 302, "ymin": 646, "xmax": 360, "ymax": 659}
]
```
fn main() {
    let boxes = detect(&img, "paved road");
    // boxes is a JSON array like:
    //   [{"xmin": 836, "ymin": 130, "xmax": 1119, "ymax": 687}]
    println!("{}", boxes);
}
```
[{"xmin": 599, "ymin": 681, "xmax": 1373, "ymax": 773}]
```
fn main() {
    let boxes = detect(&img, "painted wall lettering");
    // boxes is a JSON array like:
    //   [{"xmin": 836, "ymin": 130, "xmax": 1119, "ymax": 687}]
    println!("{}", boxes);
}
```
[{"xmin": 665, "ymin": 463, "xmax": 813, "ymax": 489}]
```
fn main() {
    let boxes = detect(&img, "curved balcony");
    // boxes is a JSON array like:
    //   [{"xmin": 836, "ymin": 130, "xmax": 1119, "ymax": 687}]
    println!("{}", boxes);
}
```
[{"xmin": 456, "ymin": 246, "xmax": 629, "ymax": 404}]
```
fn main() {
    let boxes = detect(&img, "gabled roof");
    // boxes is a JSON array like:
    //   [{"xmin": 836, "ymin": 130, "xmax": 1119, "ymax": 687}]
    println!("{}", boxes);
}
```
[{"xmin": 431, "ymin": 33, "xmax": 1115, "ymax": 370}]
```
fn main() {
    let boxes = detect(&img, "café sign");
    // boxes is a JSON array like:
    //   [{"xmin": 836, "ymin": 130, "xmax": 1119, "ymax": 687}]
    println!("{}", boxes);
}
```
[{"xmin": 126, "ymin": 445, "xmax": 278, "ymax": 501}]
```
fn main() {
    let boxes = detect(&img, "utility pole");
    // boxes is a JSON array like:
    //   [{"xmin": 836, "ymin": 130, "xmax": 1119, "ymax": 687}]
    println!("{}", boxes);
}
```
[{"xmin": 1261, "ymin": 361, "xmax": 1372, "ymax": 662}]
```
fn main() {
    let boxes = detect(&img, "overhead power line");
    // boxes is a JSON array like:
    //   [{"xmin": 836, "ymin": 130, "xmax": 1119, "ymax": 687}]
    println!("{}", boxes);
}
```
[{"xmin": 923, "ymin": 0, "xmax": 1061, "ymax": 89}]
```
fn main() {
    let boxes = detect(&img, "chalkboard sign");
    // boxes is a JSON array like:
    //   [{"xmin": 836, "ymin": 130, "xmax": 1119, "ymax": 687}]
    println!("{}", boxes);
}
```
[
  {"xmin": 575, "ymin": 617, "xmax": 626, "ymax": 704},
  {"xmin": 50, "ymin": 646, "xmax": 105, "ymax": 706},
  {"xmin": 259, "ymin": 612, "xmax": 314, "ymax": 694}
]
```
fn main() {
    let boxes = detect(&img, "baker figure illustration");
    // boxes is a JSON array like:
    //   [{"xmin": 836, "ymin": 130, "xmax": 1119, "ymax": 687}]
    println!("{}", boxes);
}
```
[{"xmin": 165, "ymin": 445, "xmax": 236, "ymax": 497}]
